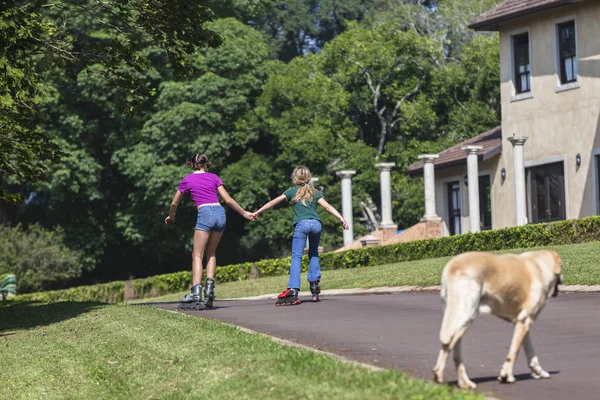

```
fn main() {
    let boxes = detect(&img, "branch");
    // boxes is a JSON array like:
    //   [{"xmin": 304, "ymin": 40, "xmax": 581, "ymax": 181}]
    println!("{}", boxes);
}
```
[{"xmin": 389, "ymin": 74, "xmax": 425, "ymax": 128}]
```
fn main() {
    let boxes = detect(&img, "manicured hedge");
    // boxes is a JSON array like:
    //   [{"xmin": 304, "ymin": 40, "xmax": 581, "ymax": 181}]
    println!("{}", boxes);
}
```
[{"xmin": 12, "ymin": 216, "xmax": 600, "ymax": 303}]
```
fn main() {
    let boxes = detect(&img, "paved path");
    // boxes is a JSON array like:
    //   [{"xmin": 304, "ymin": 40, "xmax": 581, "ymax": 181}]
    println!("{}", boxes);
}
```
[{"xmin": 154, "ymin": 293, "xmax": 600, "ymax": 400}]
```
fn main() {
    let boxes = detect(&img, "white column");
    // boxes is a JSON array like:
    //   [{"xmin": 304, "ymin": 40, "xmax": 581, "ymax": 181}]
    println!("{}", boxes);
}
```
[
  {"xmin": 375, "ymin": 163, "xmax": 396, "ymax": 229},
  {"xmin": 418, "ymin": 154, "xmax": 439, "ymax": 220},
  {"xmin": 336, "ymin": 170, "xmax": 356, "ymax": 246},
  {"xmin": 462, "ymin": 145, "xmax": 482, "ymax": 233},
  {"xmin": 508, "ymin": 136, "xmax": 528, "ymax": 226}
]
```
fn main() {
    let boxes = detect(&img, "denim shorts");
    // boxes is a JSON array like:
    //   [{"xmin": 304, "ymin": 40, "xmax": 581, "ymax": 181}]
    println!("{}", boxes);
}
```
[{"xmin": 195, "ymin": 205, "xmax": 226, "ymax": 232}]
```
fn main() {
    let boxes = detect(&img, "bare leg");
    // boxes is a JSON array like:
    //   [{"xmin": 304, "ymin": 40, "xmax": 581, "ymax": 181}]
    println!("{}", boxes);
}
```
[
  {"xmin": 522, "ymin": 332, "xmax": 550, "ymax": 379},
  {"xmin": 192, "ymin": 230, "xmax": 210, "ymax": 285},
  {"xmin": 454, "ymin": 338, "xmax": 476, "ymax": 389},
  {"xmin": 204, "ymin": 231, "xmax": 224, "ymax": 278},
  {"xmin": 499, "ymin": 317, "xmax": 532, "ymax": 383}
]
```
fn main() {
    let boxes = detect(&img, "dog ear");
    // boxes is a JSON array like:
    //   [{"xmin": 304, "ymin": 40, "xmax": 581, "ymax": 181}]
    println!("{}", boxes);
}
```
[{"xmin": 550, "ymin": 251, "xmax": 562, "ymax": 275}]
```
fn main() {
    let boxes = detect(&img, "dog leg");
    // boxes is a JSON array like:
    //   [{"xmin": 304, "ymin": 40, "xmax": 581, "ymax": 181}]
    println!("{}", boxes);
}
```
[
  {"xmin": 522, "ymin": 332, "xmax": 550, "ymax": 379},
  {"xmin": 499, "ymin": 316, "xmax": 532, "ymax": 384},
  {"xmin": 454, "ymin": 338, "xmax": 476, "ymax": 389},
  {"xmin": 434, "ymin": 321, "xmax": 474, "ymax": 385},
  {"xmin": 433, "ymin": 344, "xmax": 450, "ymax": 384}
]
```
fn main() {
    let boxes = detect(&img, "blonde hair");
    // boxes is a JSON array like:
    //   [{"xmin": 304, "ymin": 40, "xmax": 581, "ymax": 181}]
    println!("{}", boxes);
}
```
[{"xmin": 291, "ymin": 166, "xmax": 315, "ymax": 206}]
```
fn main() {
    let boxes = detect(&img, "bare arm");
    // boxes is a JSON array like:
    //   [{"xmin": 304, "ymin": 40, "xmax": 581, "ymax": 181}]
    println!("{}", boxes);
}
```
[
  {"xmin": 218, "ymin": 185, "xmax": 254, "ymax": 220},
  {"xmin": 165, "ymin": 190, "xmax": 184, "ymax": 224},
  {"xmin": 254, "ymin": 194, "xmax": 287, "ymax": 216},
  {"xmin": 318, "ymin": 198, "xmax": 349, "ymax": 230}
]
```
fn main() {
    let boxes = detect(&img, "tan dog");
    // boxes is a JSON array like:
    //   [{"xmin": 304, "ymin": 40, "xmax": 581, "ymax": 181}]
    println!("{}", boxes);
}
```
[{"xmin": 432, "ymin": 250, "xmax": 563, "ymax": 389}]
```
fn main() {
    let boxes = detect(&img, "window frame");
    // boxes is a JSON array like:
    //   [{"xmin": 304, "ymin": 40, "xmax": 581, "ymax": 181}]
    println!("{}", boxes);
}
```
[
  {"xmin": 525, "ymin": 157, "xmax": 568, "ymax": 223},
  {"xmin": 440, "ymin": 175, "xmax": 463, "ymax": 236},
  {"xmin": 553, "ymin": 15, "xmax": 580, "ymax": 92},
  {"xmin": 446, "ymin": 180, "xmax": 462, "ymax": 235},
  {"xmin": 508, "ymin": 26, "xmax": 534, "ymax": 102}
]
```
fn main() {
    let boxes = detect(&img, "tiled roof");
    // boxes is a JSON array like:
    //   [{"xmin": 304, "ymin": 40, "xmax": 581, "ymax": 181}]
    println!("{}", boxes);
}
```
[
  {"xmin": 406, "ymin": 126, "xmax": 502, "ymax": 176},
  {"xmin": 469, "ymin": 0, "xmax": 585, "ymax": 31}
]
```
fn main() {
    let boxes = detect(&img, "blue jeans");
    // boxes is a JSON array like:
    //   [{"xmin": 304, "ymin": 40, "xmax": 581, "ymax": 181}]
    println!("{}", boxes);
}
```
[
  {"xmin": 289, "ymin": 219, "xmax": 322, "ymax": 289},
  {"xmin": 195, "ymin": 205, "xmax": 226, "ymax": 232}
]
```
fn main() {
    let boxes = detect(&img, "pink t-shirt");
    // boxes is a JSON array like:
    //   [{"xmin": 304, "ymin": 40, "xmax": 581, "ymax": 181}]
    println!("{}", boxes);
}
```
[{"xmin": 178, "ymin": 172, "xmax": 224, "ymax": 206}]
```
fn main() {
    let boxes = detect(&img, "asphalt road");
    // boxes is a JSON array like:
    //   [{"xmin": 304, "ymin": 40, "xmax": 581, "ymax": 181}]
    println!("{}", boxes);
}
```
[{"xmin": 154, "ymin": 292, "xmax": 600, "ymax": 400}]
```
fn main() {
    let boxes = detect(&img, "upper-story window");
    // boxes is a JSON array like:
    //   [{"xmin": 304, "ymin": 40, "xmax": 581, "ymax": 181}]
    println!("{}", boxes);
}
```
[
  {"xmin": 512, "ymin": 32, "xmax": 531, "ymax": 94},
  {"xmin": 556, "ymin": 20, "xmax": 578, "ymax": 85}
]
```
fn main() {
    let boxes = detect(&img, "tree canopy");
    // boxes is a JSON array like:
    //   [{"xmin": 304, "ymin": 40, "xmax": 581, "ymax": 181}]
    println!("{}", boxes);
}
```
[{"xmin": 2, "ymin": 0, "xmax": 502, "ymax": 289}]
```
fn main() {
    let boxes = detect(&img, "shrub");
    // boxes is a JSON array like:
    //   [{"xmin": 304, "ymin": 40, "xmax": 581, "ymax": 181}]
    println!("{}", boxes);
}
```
[
  {"xmin": 0, "ymin": 224, "xmax": 83, "ymax": 293},
  {"xmin": 12, "ymin": 216, "xmax": 600, "ymax": 303}
]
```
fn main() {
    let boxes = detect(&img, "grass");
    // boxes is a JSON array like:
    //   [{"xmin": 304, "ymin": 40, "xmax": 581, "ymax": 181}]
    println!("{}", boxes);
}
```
[
  {"xmin": 135, "ymin": 241, "xmax": 600, "ymax": 303},
  {"xmin": 0, "ymin": 302, "xmax": 482, "ymax": 400}
]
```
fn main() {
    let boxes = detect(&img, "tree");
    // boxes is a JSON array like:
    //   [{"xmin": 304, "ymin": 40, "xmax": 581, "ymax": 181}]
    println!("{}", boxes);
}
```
[
  {"xmin": 321, "ymin": 22, "xmax": 442, "ymax": 156},
  {"xmin": 0, "ymin": 0, "xmax": 221, "ymax": 204},
  {"xmin": 110, "ymin": 18, "xmax": 272, "ymax": 277}
]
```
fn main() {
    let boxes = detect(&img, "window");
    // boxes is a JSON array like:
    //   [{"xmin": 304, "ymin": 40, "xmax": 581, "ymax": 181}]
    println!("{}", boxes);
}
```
[
  {"xmin": 512, "ymin": 33, "xmax": 531, "ymax": 94},
  {"xmin": 526, "ymin": 162, "xmax": 566, "ymax": 223},
  {"xmin": 446, "ymin": 181, "xmax": 462, "ymax": 235},
  {"xmin": 479, "ymin": 175, "xmax": 492, "ymax": 231},
  {"xmin": 557, "ymin": 20, "xmax": 577, "ymax": 85}
]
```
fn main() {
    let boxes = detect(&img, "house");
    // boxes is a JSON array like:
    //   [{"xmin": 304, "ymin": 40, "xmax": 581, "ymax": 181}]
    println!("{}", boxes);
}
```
[{"xmin": 407, "ymin": 0, "xmax": 600, "ymax": 236}]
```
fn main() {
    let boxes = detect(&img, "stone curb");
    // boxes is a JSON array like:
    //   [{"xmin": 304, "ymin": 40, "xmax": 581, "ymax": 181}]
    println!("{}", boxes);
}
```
[{"xmin": 226, "ymin": 284, "xmax": 600, "ymax": 301}]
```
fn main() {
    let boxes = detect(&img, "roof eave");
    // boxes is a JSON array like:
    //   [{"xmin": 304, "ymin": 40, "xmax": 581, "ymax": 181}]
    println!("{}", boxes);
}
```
[
  {"xmin": 469, "ymin": 0, "xmax": 582, "ymax": 31},
  {"xmin": 406, "ymin": 145, "xmax": 502, "ymax": 177}
]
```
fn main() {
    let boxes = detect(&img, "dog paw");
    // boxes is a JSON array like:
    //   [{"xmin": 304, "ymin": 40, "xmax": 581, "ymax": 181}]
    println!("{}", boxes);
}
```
[
  {"xmin": 432, "ymin": 370, "xmax": 443, "ymax": 384},
  {"xmin": 531, "ymin": 369, "xmax": 550, "ymax": 379},
  {"xmin": 458, "ymin": 378, "xmax": 477, "ymax": 390},
  {"xmin": 498, "ymin": 373, "xmax": 516, "ymax": 384}
]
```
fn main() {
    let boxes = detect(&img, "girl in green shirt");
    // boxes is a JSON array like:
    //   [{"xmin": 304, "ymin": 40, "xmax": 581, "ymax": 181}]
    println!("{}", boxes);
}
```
[{"xmin": 253, "ymin": 166, "xmax": 349, "ymax": 306}]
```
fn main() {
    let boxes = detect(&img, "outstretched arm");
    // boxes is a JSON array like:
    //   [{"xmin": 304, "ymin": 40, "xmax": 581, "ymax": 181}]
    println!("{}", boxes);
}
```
[
  {"xmin": 165, "ymin": 190, "xmax": 184, "ymax": 224},
  {"xmin": 318, "ymin": 198, "xmax": 349, "ymax": 230},
  {"xmin": 218, "ymin": 185, "xmax": 254, "ymax": 221},
  {"xmin": 254, "ymin": 194, "xmax": 287, "ymax": 217}
]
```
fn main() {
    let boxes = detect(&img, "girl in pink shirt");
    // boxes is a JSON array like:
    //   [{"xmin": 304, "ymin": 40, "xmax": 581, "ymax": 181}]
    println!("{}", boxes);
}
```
[{"xmin": 165, "ymin": 154, "xmax": 254, "ymax": 310}]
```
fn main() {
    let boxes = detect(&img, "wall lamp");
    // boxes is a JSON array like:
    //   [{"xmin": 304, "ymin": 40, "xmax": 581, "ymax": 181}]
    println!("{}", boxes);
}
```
[
  {"xmin": 501, "ymin": 167, "xmax": 506, "ymax": 182},
  {"xmin": 576, "ymin": 153, "xmax": 581, "ymax": 168}
]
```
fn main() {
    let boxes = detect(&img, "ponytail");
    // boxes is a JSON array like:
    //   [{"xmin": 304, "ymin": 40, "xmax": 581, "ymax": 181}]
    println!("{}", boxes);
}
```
[{"xmin": 186, "ymin": 153, "xmax": 212, "ymax": 171}]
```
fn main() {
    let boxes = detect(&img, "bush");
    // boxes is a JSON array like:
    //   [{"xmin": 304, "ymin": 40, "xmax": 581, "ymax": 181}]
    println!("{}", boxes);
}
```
[
  {"xmin": 12, "ymin": 216, "xmax": 600, "ymax": 303},
  {"xmin": 0, "ymin": 224, "xmax": 83, "ymax": 293}
]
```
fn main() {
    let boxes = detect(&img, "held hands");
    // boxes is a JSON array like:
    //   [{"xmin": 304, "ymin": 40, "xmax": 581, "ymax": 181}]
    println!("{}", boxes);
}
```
[{"xmin": 243, "ymin": 211, "xmax": 257, "ymax": 222}]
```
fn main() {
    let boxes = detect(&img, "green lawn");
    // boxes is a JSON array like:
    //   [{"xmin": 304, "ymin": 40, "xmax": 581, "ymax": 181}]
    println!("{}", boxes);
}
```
[
  {"xmin": 136, "ymin": 241, "xmax": 600, "ymax": 304},
  {"xmin": 0, "ymin": 302, "xmax": 482, "ymax": 400}
]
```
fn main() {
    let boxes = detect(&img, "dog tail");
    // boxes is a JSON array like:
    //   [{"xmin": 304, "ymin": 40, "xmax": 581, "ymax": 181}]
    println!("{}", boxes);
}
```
[{"xmin": 439, "ymin": 268, "xmax": 480, "ymax": 347}]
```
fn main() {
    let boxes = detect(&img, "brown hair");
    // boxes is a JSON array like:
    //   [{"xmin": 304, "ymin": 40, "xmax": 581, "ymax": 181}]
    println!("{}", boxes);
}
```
[
  {"xmin": 186, "ymin": 153, "xmax": 212, "ymax": 171},
  {"xmin": 291, "ymin": 166, "xmax": 315, "ymax": 205}
]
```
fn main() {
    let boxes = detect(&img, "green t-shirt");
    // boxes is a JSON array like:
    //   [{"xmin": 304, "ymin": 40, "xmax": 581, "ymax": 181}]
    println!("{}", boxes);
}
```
[{"xmin": 283, "ymin": 186, "xmax": 324, "ymax": 225}]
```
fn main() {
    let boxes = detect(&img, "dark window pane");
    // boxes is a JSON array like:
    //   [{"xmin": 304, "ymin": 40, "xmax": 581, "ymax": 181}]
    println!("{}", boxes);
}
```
[
  {"xmin": 558, "ymin": 21, "xmax": 576, "ymax": 84},
  {"xmin": 526, "ymin": 162, "xmax": 565, "ymax": 223},
  {"xmin": 478, "ymin": 175, "xmax": 492, "ymax": 230},
  {"xmin": 447, "ymin": 181, "xmax": 461, "ymax": 235},
  {"xmin": 548, "ymin": 174, "xmax": 562, "ymax": 221},
  {"xmin": 513, "ymin": 33, "xmax": 531, "ymax": 93}
]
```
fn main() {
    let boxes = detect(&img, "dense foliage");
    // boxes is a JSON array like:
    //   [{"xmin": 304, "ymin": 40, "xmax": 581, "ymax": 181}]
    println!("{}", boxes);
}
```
[
  {"xmin": 0, "ymin": 224, "xmax": 83, "ymax": 292},
  {"xmin": 14, "ymin": 216, "xmax": 600, "ymax": 303},
  {"xmin": 2, "ymin": 0, "xmax": 503, "ymax": 287}
]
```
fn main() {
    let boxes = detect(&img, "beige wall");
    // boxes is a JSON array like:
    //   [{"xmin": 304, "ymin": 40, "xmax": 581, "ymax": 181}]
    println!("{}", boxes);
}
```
[
  {"xmin": 495, "ymin": 1, "xmax": 600, "ymax": 228},
  {"xmin": 433, "ymin": 159, "xmax": 499, "ymax": 236}
]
